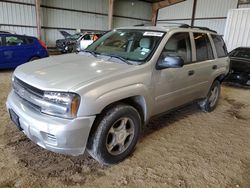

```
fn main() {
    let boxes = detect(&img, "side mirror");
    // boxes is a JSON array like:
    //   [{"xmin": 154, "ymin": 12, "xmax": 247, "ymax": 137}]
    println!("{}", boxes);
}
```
[{"xmin": 156, "ymin": 55, "xmax": 184, "ymax": 70}]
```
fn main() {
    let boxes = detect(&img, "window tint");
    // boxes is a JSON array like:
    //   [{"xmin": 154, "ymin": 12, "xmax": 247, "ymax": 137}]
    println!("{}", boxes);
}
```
[
  {"xmin": 194, "ymin": 33, "xmax": 214, "ymax": 61},
  {"xmin": 162, "ymin": 32, "xmax": 192, "ymax": 64},
  {"xmin": 211, "ymin": 35, "xmax": 227, "ymax": 58},
  {"xmin": 5, "ymin": 36, "xmax": 28, "ymax": 46}
]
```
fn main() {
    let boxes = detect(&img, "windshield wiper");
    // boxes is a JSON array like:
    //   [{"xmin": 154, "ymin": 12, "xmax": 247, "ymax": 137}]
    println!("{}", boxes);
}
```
[{"xmin": 100, "ymin": 53, "xmax": 133, "ymax": 65}]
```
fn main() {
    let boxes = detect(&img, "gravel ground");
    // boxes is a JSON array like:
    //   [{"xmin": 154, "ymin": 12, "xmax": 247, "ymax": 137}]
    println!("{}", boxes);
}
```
[{"xmin": 0, "ymin": 70, "xmax": 250, "ymax": 188}]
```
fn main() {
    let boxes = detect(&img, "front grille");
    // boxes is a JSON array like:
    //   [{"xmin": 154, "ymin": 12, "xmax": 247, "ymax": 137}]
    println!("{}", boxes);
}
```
[{"xmin": 13, "ymin": 77, "xmax": 44, "ymax": 111}]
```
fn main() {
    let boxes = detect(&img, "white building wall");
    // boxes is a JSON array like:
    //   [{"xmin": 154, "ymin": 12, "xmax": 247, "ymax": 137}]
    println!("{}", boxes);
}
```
[
  {"xmin": 224, "ymin": 8, "xmax": 250, "ymax": 51},
  {"xmin": 239, "ymin": 4, "xmax": 250, "ymax": 8},
  {"xmin": 158, "ymin": 0, "xmax": 193, "ymax": 20},
  {"xmin": 0, "ymin": 1, "xmax": 37, "ymax": 36},
  {"xmin": 113, "ymin": 0, "xmax": 152, "ymax": 27},
  {"xmin": 157, "ymin": 0, "xmax": 241, "ymax": 35}
]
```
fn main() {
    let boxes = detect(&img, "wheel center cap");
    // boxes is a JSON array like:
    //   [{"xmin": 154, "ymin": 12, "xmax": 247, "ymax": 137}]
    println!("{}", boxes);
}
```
[{"xmin": 117, "ymin": 131, "xmax": 126, "ymax": 143}]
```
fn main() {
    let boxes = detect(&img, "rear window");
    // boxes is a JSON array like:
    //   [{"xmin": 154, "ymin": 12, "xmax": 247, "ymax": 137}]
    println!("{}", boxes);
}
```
[
  {"xmin": 194, "ymin": 33, "xmax": 214, "ymax": 62},
  {"xmin": 211, "ymin": 35, "xmax": 227, "ymax": 58}
]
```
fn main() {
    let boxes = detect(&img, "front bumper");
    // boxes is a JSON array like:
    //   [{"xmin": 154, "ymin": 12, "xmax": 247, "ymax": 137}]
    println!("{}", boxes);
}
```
[{"xmin": 6, "ymin": 90, "xmax": 96, "ymax": 156}]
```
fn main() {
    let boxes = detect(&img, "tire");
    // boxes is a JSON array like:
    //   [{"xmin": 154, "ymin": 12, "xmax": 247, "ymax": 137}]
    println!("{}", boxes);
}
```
[
  {"xmin": 198, "ymin": 80, "xmax": 221, "ymax": 112},
  {"xmin": 87, "ymin": 104, "xmax": 141, "ymax": 165},
  {"xmin": 29, "ymin": 57, "xmax": 39, "ymax": 62}
]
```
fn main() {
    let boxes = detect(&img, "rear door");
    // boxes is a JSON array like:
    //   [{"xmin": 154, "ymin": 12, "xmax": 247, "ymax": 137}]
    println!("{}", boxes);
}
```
[{"xmin": 189, "ymin": 32, "xmax": 216, "ymax": 98}]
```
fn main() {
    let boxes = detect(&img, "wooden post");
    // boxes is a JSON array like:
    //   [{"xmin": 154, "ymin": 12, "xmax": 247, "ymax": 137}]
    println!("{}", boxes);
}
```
[
  {"xmin": 35, "ymin": 0, "xmax": 41, "ymax": 39},
  {"xmin": 108, "ymin": 0, "xmax": 115, "ymax": 30},
  {"xmin": 191, "ymin": 0, "xmax": 197, "ymax": 27},
  {"xmin": 152, "ymin": 0, "xmax": 186, "ymax": 26}
]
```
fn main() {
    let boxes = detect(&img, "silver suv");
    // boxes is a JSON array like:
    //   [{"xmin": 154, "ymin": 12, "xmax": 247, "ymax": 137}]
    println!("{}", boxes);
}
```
[{"xmin": 6, "ymin": 26, "xmax": 230, "ymax": 165}]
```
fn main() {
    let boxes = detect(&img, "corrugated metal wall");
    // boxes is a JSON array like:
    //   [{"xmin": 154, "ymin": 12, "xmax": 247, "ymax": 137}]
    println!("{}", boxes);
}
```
[
  {"xmin": 239, "ymin": 4, "xmax": 250, "ymax": 8},
  {"xmin": 193, "ymin": 0, "xmax": 237, "ymax": 34},
  {"xmin": 158, "ymin": 0, "xmax": 193, "ymax": 25},
  {"xmin": 157, "ymin": 0, "xmax": 240, "ymax": 35},
  {"xmin": 0, "ymin": 0, "xmax": 37, "ymax": 36},
  {"xmin": 0, "ymin": 0, "xmax": 151, "ymax": 47},
  {"xmin": 113, "ymin": 0, "xmax": 151, "ymax": 27},
  {"xmin": 41, "ymin": 0, "xmax": 109, "ymax": 47},
  {"xmin": 224, "ymin": 8, "xmax": 250, "ymax": 51}
]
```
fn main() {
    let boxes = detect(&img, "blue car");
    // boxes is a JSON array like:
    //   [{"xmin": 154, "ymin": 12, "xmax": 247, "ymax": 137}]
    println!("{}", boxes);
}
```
[{"xmin": 0, "ymin": 33, "xmax": 49, "ymax": 69}]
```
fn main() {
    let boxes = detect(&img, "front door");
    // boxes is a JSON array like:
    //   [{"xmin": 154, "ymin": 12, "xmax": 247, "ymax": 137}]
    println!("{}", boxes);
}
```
[{"xmin": 153, "ymin": 32, "xmax": 198, "ymax": 115}]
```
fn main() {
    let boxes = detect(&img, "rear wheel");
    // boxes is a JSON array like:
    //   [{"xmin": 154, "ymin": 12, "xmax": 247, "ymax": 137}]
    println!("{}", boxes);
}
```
[
  {"xmin": 87, "ymin": 104, "xmax": 141, "ymax": 165},
  {"xmin": 198, "ymin": 80, "xmax": 221, "ymax": 112}
]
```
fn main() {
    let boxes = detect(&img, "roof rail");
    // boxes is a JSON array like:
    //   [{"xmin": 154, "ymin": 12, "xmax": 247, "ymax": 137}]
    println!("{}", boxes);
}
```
[
  {"xmin": 191, "ymin": 26, "xmax": 217, "ymax": 33},
  {"xmin": 159, "ymin": 22, "xmax": 190, "ymax": 28}
]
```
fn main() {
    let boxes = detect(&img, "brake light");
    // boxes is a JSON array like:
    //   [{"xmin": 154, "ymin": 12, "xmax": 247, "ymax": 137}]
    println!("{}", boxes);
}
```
[{"xmin": 38, "ymin": 39, "xmax": 47, "ymax": 49}]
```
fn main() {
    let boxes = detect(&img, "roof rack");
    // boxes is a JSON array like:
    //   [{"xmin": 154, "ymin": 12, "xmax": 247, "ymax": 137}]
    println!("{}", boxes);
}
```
[
  {"xmin": 161, "ymin": 23, "xmax": 217, "ymax": 33},
  {"xmin": 190, "ymin": 26, "xmax": 217, "ymax": 33},
  {"xmin": 159, "ymin": 22, "xmax": 190, "ymax": 28},
  {"xmin": 133, "ymin": 22, "xmax": 217, "ymax": 33}
]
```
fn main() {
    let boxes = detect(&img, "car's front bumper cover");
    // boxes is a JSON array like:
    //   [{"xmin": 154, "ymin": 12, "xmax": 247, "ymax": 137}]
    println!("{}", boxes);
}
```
[{"xmin": 6, "ymin": 90, "xmax": 96, "ymax": 156}]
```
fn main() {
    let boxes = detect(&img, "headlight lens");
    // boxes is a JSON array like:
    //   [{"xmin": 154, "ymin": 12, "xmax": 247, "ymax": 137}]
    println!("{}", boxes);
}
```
[{"xmin": 41, "ymin": 92, "xmax": 80, "ymax": 119}]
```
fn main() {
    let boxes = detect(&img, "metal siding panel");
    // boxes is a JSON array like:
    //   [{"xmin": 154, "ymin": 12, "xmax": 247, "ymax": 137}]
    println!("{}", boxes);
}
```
[
  {"xmin": 157, "ymin": 20, "xmax": 192, "ymax": 26},
  {"xmin": 114, "ymin": 0, "xmax": 151, "ymax": 20},
  {"xmin": 239, "ymin": 4, "xmax": 250, "ymax": 8},
  {"xmin": 224, "ymin": 8, "xmax": 250, "ymax": 51},
  {"xmin": 194, "ymin": 19, "xmax": 226, "ymax": 34},
  {"xmin": 158, "ymin": 0, "xmax": 194, "ymax": 20},
  {"xmin": 195, "ymin": 0, "xmax": 237, "ymax": 18}
]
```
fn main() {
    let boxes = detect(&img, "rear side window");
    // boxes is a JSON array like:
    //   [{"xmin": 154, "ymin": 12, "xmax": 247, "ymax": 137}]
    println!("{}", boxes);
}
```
[
  {"xmin": 0, "ymin": 36, "xmax": 2, "ymax": 46},
  {"xmin": 211, "ymin": 35, "xmax": 227, "ymax": 58},
  {"xmin": 163, "ymin": 32, "xmax": 192, "ymax": 64},
  {"xmin": 5, "ymin": 36, "xmax": 28, "ymax": 46},
  {"xmin": 194, "ymin": 33, "xmax": 214, "ymax": 62}
]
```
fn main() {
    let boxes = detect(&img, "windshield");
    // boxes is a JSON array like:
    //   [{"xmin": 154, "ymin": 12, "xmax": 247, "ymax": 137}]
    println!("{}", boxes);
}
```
[
  {"xmin": 231, "ymin": 49, "xmax": 250, "ymax": 59},
  {"xmin": 67, "ymin": 33, "xmax": 81, "ymax": 40},
  {"xmin": 86, "ymin": 29, "xmax": 165, "ymax": 62}
]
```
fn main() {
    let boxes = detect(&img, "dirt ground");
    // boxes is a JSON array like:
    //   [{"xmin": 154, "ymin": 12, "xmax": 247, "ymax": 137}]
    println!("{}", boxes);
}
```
[{"xmin": 0, "ymin": 70, "xmax": 250, "ymax": 188}]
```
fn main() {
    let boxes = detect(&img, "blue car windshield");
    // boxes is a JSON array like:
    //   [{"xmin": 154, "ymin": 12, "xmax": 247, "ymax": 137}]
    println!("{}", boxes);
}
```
[{"xmin": 86, "ymin": 29, "xmax": 165, "ymax": 63}]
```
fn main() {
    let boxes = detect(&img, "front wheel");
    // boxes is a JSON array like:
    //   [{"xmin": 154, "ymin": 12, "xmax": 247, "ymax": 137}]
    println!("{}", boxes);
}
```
[
  {"xmin": 87, "ymin": 104, "xmax": 141, "ymax": 165},
  {"xmin": 198, "ymin": 80, "xmax": 221, "ymax": 112}
]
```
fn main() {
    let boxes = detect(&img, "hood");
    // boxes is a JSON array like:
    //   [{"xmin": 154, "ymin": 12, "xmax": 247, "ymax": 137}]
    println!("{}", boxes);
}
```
[
  {"xmin": 14, "ymin": 53, "xmax": 134, "ymax": 92},
  {"xmin": 59, "ymin": 30, "xmax": 71, "ymax": 38}
]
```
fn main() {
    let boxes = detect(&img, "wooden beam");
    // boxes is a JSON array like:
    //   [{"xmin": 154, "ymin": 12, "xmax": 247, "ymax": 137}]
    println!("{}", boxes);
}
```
[
  {"xmin": 108, "ymin": 0, "xmax": 115, "ymax": 30},
  {"xmin": 191, "ymin": 0, "xmax": 197, "ymax": 26},
  {"xmin": 35, "ymin": 0, "xmax": 41, "ymax": 39},
  {"xmin": 152, "ymin": 0, "xmax": 186, "ymax": 26}
]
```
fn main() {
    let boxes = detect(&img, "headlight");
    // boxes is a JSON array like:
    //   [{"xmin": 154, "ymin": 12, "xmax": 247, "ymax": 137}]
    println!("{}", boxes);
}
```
[{"xmin": 41, "ymin": 92, "xmax": 80, "ymax": 119}]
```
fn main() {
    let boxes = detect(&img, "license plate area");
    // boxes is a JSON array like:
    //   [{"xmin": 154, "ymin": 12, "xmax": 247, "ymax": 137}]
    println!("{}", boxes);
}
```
[{"xmin": 9, "ymin": 109, "xmax": 23, "ymax": 131}]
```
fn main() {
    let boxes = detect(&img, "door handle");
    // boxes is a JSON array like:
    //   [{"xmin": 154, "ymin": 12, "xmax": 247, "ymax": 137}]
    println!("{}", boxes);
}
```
[
  {"xmin": 212, "ymin": 65, "xmax": 218, "ymax": 70},
  {"xmin": 188, "ymin": 70, "xmax": 195, "ymax": 76}
]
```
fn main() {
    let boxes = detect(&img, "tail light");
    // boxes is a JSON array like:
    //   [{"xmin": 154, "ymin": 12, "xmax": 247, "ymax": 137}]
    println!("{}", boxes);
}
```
[{"xmin": 38, "ymin": 39, "xmax": 47, "ymax": 49}]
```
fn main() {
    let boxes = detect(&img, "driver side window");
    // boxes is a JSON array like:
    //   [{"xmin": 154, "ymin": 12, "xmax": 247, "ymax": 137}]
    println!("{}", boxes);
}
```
[{"xmin": 163, "ymin": 32, "xmax": 192, "ymax": 64}]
